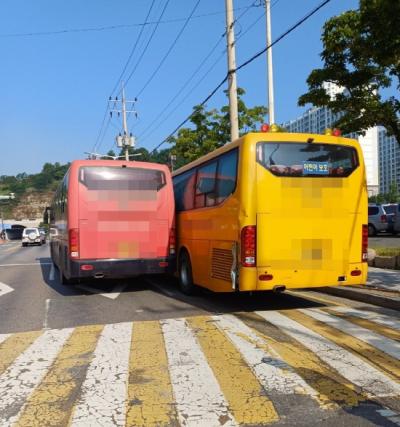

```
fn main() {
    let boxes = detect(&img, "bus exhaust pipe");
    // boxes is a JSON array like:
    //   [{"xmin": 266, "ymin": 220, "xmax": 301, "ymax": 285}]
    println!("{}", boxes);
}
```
[
  {"xmin": 273, "ymin": 285, "xmax": 286, "ymax": 293},
  {"xmin": 94, "ymin": 273, "xmax": 105, "ymax": 279}
]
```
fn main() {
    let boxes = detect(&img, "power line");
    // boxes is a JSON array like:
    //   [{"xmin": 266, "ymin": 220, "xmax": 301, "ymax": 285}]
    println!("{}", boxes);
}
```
[
  {"xmin": 138, "ymin": 3, "xmax": 270, "ymax": 145},
  {"xmin": 149, "ymin": 0, "xmax": 332, "ymax": 154},
  {"xmin": 135, "ymin": 0, "xmax": 201, "ymax": 99},
  {"xmin": 109, "ymin": 0, "xmax": 157, "ymax": 97},
  {"xmin": 93, "ymin": 0, "xmax": 166, "ymax": 154},
  {"xmin": 120, "ymin": 0, "xmax": 171, "ymax": 96},
  {"xmin": 137, "ymin": 0, "xmax": 260, "ymax": 143},
  {"xmin": 0, "ymin": 6, "xmax": 255, "ymax": 38},
  {"xmin": 92, "ymin": 0, "xmax": 261, "ymax": 155}
]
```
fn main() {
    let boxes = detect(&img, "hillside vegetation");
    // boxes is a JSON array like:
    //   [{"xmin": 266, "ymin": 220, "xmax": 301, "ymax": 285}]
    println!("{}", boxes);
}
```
[{"xmin": 0, "ymin": 162, "xmax": 69, "ymax": 219}]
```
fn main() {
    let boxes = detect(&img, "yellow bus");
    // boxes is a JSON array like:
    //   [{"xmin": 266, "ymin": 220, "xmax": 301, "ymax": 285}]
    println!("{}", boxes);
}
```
[{"xmin": 172, "ymin": 130, "xmax": 368, "ymax": 294}]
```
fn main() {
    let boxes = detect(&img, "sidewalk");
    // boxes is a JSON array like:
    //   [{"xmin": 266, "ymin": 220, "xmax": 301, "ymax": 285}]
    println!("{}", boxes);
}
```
[
  {"xmin": 318, "ymin": 266, "xmax": 400, "ymax": 311},
  {"xmin": 367, "ymin": 267, "xmax": 400, "ymax": 292}
]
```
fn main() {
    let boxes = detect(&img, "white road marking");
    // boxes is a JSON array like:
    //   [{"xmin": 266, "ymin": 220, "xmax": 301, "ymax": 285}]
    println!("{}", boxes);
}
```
[
  {"xmin": 330, "ymin": 306, "xmax": 400, "ymax": 331},
  {"xmin": 0, "ymin": 263, "xmax": 52, "ymax": 267},
  {"xmin": 76, "ymin": 283, "xmax": 127, "ymax": 300},
  {"xmin": 0, "ymin": 328, "xmax": 73, "ymax": 427},
  {"xmin": 48, "ymin": 264, "xmax": 55, "ymax": 281},
  {"xmin": 161, "ymin": 318, "xmax": 236, "ymax": 427},
  {"xmin": 0, "ymin": 334, "xmax": 10, "ymax": 345},
  {"xmin": 216, "ymin": 314, "xmax": 318, "ymax": 396},
  {"xmin": 0, "ymin": 282, "xmax": 14, "ymax": 297},
  {"xmin": 257, "ymin": 311, "xmax": 400, "ymax": 398},
  {"xmin": 301, "ymin": 308, "xmax": 400, "ymax": 360},
  {"xmin": 70, "ymin": 322, "xmax": 132, "ymax": 427},
  {"xmin": 43, "ymin": 299, "xmax": 51, "ymax": 330}
]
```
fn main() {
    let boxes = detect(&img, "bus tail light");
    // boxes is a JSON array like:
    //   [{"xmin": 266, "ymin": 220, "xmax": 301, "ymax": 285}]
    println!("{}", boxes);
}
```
[
  {"xmin": 241, "ymin": 226, "xmax": 256, "ymax": 267},
  {"xmin": 362, "ymin": 225, "xmax": 368, "ymax": 262},
  {"xmin": 69, "ymin": 228, "xmax": 79, "ymax": 258},
  {"xmin": 169, "ymin": 228, "xmax": 176, "ymax": 255}
]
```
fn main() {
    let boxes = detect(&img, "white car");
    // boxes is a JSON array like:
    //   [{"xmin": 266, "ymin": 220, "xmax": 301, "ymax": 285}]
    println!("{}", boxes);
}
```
[{"xmin": 22, "ymin": 228, "xmax": 46, "ymax": 246}]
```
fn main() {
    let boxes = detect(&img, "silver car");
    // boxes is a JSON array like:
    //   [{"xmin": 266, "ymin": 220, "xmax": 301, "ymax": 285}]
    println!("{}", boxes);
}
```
[
  {"xmin": 22, "ymin": 228, "xmax": 46, "ymax": 246},
  {"xmin": 368, "ymin": 204, "xmax": 389, "ymax": 236}
]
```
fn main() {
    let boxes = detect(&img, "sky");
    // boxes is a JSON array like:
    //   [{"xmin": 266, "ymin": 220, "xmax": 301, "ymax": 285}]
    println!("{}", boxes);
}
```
[{"xmin": 0, "ymin": 0, "xmax": 359, "ymax": 176}]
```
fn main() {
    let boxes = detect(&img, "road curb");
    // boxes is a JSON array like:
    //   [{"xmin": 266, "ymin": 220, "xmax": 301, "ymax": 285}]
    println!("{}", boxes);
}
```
[{"xmin": 316, "ymin": 286, "xmax": 400, "ymax": 311}]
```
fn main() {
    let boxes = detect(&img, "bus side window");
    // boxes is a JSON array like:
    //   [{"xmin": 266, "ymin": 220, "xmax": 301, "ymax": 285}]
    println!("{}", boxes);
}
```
[
  {"xmin": 216, "ymin": 149, "xmax": 238, "ymax": 204},
  {"xmin": 195, "ymin": 162, "xmax": 217, "ymax": 208},
  {"xmin": 173, "ymin": 170, "xmax": 195, "ymax": 212}
]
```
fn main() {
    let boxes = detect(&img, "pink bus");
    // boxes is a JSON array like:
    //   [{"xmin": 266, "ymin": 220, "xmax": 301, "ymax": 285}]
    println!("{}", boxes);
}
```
[{"xmin": 48, "ymin": 160, "xmax": 175, "ymax": 284}]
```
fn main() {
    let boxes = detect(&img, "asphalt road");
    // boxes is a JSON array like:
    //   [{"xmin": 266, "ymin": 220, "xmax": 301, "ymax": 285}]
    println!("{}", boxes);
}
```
[
  {"xmin": 369, "ymin": 235, "xmax": 400, "ymax": 248},
  {"xmin": 0, "ymin": 241, "xmax": 330, "ymax": 334},
  {"xmin": 1, "ymin": 242, "xmax": 400, "ymax": 426}
]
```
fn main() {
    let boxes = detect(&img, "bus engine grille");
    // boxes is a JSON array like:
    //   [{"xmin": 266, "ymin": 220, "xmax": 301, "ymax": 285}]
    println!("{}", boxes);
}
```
[{"xmin": 211, "ymin": 248, "xmax": 233, "ymax": 282}]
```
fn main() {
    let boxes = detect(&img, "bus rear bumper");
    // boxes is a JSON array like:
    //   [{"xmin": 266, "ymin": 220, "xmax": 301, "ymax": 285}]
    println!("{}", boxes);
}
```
[{"xmin": 68, "ymin": 257, "xmax": 176, "ymax": 279}]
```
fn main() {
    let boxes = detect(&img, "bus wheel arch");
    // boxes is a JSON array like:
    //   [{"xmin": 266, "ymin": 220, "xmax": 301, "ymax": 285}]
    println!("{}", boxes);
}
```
[{"xmin": 178, "ymin": 248, "xmax": 195, "ymax": 295}]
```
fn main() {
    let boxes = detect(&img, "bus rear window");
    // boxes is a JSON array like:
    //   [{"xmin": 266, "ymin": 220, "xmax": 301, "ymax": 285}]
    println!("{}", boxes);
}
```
[
  {"xmin": 257, "ymin": 142, "xmax": 359, "ymax": 177},
  {"xmin": 79, "ymin": 167, "xmax": 166, "ymax": 190}
]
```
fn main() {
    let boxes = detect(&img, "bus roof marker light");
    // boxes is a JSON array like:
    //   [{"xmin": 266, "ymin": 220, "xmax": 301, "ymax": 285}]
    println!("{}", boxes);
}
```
[
  {"xmin": 270, "ymin": 124, "xmax": 279, "ymax": 132},
  {"xmin": 332, "ymin": 128, "xmax": 341, "ymax": 136},
  {"xmin": 324, "ymin": 128, "xmax": 333, "ymax": 136},
  {"xmin": 261, "ymin": 123, "xmax": 270, "ymax": 132}
]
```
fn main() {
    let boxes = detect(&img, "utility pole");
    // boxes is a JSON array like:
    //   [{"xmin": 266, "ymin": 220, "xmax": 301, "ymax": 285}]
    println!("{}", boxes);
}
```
[
  {"xmin": 265, "ymin": 0, "xmax": 275, "ymax": 124},
  {"xmin": 110, "ymin": 82, "xmax": 137, "ymax": 161},
  {"xmin": 225, "ymin": 0, "xmax": 239, "ymax": 142}
]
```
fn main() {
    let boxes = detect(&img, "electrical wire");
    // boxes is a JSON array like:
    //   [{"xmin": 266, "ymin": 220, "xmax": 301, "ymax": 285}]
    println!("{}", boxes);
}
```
[
  {"xmin": 135, "ymin": 0, "xmax": 201, "ymax": 99},
  {"xmin": 137, "ymin": 0, "xmax": 260, "ymax": 143},
  {"xmin": 109, "ymin": 0, "xmax": 156, "ymax": 97},
  {"xmin": 118, "ymin": 0, "xmax": 171, "ymax": 96},
  {"xmin": 149, "ymin": 0, "xmax": 332, "ymax": 154},
  {"xmin": 0, "ymin": 6, "xmax": 256, "ymax": 38}
]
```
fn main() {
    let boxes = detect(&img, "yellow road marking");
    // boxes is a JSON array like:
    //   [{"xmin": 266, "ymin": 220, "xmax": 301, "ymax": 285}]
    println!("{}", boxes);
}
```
[
  {"xmin": 15, "ymin": 324, "xmax": 103, "ymax": 427},
  {"xmin": 283, "ymin": 310, "xmax": 400, "ymax": 382},
  {"xmin": 0, "ymin": 330, "xmax": 42, "ymax": 376},
  {"xmin": 236, "ymin": 312, "xmax": 364, "ymax": 408},
  {"xmin": 323, "ymin": 308, "xmax": 400, "ymax": 342},
  {"xmin": 188, "ymin": 316, "xmax": 278, "ymax": 425},
  {"xmin": 287, "ymin": 290, "xmax": 341, "ymax": 307},
  {"xmin": 126, "ymin": 321, "xmax": 178, "ymax": 427}
]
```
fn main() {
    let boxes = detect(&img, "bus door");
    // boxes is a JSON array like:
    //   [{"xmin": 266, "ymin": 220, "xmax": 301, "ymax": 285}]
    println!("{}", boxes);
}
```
[
  {"xmin": 77, "ymin": 166, "xmax": 170, "ymax": 260},
  {"xmin": 255, "ymin": 141, "xmax": 364, "ymax": 286}
]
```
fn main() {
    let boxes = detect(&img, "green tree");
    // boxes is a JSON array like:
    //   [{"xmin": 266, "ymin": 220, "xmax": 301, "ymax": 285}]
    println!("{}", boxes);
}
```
[
  {"xmin": 298, "ymin": 0, "xmax": 400, "ymax": 145},
  {"xmin": 168, "ymin": 88, "xmax": 267, "ymax": 164},
  {"xmin": 386, "ymin": 182, "xmax": 399, "ymax": 203}
]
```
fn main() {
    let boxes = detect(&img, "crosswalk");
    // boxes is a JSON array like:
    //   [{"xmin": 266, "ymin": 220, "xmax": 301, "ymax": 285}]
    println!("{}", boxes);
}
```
[{"xmin": 0, "ymin": 306, "xmax": 400, "ymax": 426}]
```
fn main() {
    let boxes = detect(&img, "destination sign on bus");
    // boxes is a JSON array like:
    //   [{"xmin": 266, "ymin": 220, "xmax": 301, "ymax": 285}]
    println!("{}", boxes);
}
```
[{"xmin": 302, "ymin": 161, "xmax": 329, "ymax": 175}]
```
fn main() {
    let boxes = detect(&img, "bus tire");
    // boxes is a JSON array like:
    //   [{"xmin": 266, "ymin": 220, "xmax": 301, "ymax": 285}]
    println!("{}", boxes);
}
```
[
  {"xmin": 59, "ymin": 265, "xmax": 74, "ymax": 286},
  {"xmin": 179, "ymin": 250, "xmax": 195, "ymax": 295}
]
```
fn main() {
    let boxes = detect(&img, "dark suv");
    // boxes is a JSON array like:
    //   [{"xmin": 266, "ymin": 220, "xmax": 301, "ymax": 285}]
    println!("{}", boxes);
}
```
[{"xmin": 368, "ymin": 205, "xmax": 389, "ymax": 236}]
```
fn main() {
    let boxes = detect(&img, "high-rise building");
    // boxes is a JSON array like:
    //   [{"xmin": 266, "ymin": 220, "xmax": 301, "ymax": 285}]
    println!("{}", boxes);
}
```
[
  {"xmin": 378, "ymin": 128, "xmax": 400, "ymax": 194},
  {"xmin": 283, "ymin": 83, "xmax": 379, "ymax": 195}
]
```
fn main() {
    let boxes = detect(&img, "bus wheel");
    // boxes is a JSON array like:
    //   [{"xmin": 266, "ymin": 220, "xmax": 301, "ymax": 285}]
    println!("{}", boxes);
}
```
[
  {"xmin": 179, "ymin": 251, "xmax": 195, "ymax": 295},
  {"xmin": 59, "ymin": 268, "xmax": 74, "ymax": 286}
]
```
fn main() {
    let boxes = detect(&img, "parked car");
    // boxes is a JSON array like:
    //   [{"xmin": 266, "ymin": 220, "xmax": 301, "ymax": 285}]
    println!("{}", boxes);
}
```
[
  {"xmin": 22, "ymin": 228, "xmax": 46, "ymax": 246},
  {"xmin": 383, "ymin": 203, "xmax": 400, "ymax": 235},
  {"xmin": 38, "ymin": 228, "xmax": 47, "ymax": 243},
  {"xmin": 368, "ymin": 204, "xmax": 389, "ymax": 236}
]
